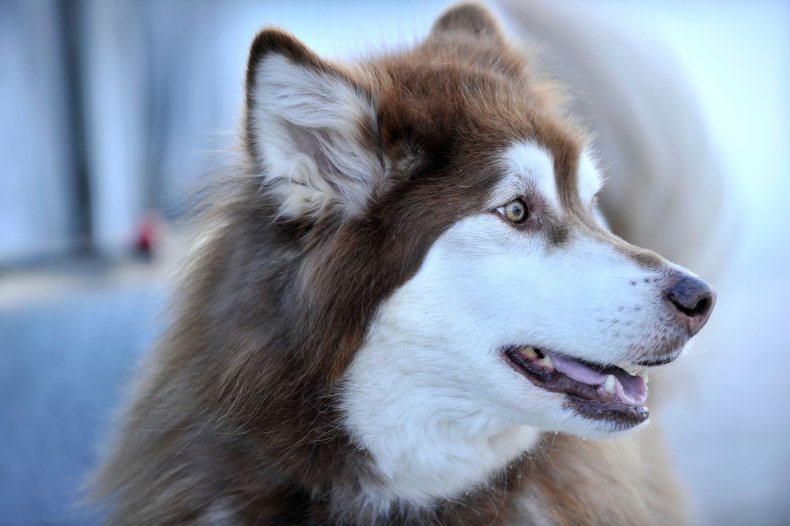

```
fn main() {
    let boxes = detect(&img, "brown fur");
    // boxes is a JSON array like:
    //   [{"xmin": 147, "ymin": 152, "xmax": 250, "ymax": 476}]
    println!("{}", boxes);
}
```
[{"xmin": 93, "ymin": 4, "xmax": 685, "ymax": 524}]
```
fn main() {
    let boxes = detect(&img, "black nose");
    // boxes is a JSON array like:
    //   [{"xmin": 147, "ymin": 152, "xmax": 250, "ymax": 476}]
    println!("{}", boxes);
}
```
[{"xmin": 666, "ymin": 274, "xmax": 716, "ymax": 336}]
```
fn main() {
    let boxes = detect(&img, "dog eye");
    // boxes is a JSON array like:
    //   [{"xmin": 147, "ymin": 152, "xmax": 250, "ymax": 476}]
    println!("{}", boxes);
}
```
[{"xmin": 498, "ymin": 198, "xmax": 529, "ymax": 223}]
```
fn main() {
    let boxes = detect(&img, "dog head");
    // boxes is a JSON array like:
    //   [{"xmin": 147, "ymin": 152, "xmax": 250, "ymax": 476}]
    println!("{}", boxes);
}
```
[{"xmin": 244, "ymin": 2, "xmax": 715, "ymax": 504}]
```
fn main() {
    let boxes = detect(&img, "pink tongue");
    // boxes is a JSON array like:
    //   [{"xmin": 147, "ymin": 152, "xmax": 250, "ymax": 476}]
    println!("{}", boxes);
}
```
[
  {"xmin": 615, "ymin": 373, "xmax": 648, "ymax": 405},
  {"xmin": 550, "ymin": 353, "xmax": 648, "ymax": 406},
  {"xmin": 551, "ymin": 354, "xmax": 607, "ymax": 384}
]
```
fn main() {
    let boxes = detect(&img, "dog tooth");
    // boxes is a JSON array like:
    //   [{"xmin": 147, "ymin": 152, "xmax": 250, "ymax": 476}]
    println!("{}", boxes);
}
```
[
  {"xmin": 538, "ymin": 355, "xmax": 554, "ymax": 370},
  {"xmin": 622, "ymin": 364, "xmax": 639, "ymax": 376},
  {"xmin": 603, "ymin": 374, "xmax": 616, "ymax": 394},
  {"xmin": 519, "ymin": 346, "xmax": 538, "ymax": 360}
]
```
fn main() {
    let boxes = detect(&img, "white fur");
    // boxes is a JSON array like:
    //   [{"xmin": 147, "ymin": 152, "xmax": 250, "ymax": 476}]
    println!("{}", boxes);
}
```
[
  {"xmin": 494, "ymin": 143, "xmax": 603, "ymax": 209},
  {"xmin": 250, "ymin": 54, "xmax": 383, "ymax": 217},
  {"xmin": 342, "ymin": 142, "xmax": 679, "ymax": 508},
  {"xmin": 578, "ymin": 149, "xmax": 604, "ymax": 203},
  {"xmin": 495, "ymin": 142, "xmax": 559, "ymax": 209}
]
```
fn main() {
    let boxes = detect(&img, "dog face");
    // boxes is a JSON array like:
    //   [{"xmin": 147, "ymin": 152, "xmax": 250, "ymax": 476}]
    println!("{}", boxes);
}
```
[
  {"xmin": 244, "ymin": 4, "xmax": 714, "ymax": 506},
  {"xmin": 339, "ymin": 139, "xmax": 713, "ymax": 504}
]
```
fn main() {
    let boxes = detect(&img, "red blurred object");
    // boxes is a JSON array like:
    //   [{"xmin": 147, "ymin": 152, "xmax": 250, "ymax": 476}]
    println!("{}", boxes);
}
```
[{"xmin": 135, "ymin": 214, "xmax": 160, "ymax": 255}]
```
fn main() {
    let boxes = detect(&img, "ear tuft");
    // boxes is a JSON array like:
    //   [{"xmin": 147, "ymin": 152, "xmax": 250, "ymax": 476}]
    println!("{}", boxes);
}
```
[
  {"xmin": 430, "ymin": 3, "xmax": 504, "ymax": 41},
  {"xmin": 245, "ymin": 30, "xmax": 383, "ymax": 219}
]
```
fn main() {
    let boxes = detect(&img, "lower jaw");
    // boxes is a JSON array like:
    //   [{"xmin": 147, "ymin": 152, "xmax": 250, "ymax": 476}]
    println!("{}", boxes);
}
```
[{"xmin": 566, "ymin": 396, "xmax": 649, "ymax": 429}]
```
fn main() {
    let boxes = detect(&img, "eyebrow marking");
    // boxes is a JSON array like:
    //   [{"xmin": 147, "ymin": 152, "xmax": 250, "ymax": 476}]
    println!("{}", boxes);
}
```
[
  {"xmin": 578, "ymin": 149, "xmax": 604, "ymax": 203},
  {"xmin": 493, "ymin": 142, "xmax": 558, "ymax": 209}
]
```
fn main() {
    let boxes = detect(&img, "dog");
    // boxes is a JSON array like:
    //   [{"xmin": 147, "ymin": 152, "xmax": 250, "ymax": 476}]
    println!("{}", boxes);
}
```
[{"xmin": 94, "ymin": 4, "xmax": 717, "ymax": 524}]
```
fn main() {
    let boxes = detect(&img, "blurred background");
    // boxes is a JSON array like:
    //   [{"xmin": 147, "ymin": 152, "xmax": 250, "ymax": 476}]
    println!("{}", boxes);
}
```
[{"xmin": 0, "ymin": 0, "xmax": 787, "ymax": 524}]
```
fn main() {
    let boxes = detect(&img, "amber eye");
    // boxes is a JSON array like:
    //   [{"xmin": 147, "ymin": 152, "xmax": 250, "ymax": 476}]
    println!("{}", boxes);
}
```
[{"xmin": 500, "ymin": 198, "xmax": 528, "ymax": 223}]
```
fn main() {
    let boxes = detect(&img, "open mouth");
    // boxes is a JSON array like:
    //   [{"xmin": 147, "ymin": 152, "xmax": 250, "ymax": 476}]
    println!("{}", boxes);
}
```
[{"xmin": 505, "ymin": 346, "xmax": 652, "ymax": 428}]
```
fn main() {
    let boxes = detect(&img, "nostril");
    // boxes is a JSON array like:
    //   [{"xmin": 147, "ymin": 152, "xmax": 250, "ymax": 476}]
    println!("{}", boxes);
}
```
[{"xmin": 693, "ymin": 295, "xmax": 713, "ymax": 317}]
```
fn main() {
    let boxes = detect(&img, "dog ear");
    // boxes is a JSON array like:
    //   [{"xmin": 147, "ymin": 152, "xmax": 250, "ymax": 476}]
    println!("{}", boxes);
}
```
[
  {"xmin": 245, "ymin": 30, "xmax": 383, "ymax": 219},
  {"xmin": 430, "ymin": 3, "xmax": 505, "ymax": 43}
]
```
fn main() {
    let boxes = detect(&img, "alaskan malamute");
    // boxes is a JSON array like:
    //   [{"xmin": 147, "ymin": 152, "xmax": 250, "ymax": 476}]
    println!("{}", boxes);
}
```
[{"xmin": 95, "ymin": 4, "xmax": 716, "ymax": 524}]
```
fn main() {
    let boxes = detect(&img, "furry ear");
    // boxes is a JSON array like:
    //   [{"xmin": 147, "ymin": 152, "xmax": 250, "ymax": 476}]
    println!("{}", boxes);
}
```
[
  {"xmin": 430, "ymin": 2, "xmax": 505, "ymax": 42},
  {"xmin": 245, "ymin": 30, "xmax": 383, "ymax": 218}
]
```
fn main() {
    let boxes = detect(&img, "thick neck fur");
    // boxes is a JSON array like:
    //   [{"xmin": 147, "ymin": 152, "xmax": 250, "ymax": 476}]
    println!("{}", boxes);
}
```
[{"xmin": 92, "ymin": 176, "xmax": 527, "ymax": 525}]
